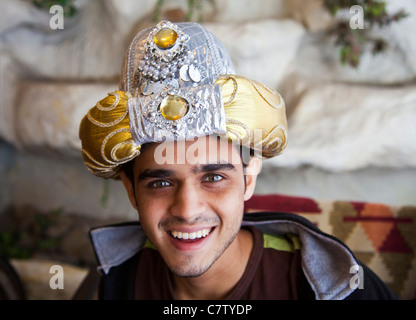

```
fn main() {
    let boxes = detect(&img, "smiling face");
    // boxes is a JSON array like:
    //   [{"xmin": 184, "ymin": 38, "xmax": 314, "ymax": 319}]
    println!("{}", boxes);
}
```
[{"xmin": 119, "ymin": 135, "xmax": 259, "ymax": 278}]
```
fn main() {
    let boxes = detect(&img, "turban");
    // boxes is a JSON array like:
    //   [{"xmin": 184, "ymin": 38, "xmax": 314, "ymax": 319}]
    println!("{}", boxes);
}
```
[{"xmin": 79, "ymin": 20, "xmax": 288, "ymax": 178}]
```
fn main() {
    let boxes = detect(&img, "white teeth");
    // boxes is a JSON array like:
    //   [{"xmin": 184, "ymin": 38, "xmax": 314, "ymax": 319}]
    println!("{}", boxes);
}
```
[{"xmin": 171, "ymin": 228, "xmax": 212, "ymax": 240}]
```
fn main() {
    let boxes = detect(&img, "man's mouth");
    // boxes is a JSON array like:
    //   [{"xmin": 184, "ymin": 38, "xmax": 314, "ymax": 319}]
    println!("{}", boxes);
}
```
[{"xmin": 170, "ymin": 227, "xmax": 213, "ymax": 241}]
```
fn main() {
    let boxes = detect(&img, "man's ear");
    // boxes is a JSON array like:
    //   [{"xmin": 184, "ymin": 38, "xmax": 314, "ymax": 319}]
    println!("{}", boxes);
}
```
[
  {"xmin": 119, "ymin": 170, "xmax": 138, "ymax": 210},
  {"xmin": 243, "ymin": 156, "xmax": 261, "ymax": 201}
]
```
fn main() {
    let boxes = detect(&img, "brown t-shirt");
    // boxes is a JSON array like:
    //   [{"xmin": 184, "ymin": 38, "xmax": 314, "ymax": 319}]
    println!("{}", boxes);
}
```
[{"xmin": 134, "ymin": 226, "xmax": 305, "ymax": 300}]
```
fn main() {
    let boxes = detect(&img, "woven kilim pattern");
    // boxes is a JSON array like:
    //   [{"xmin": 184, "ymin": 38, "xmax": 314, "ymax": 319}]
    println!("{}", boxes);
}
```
[{"xmin": 244, "ymin": 194, "xmax": 416, "ymax": 300}]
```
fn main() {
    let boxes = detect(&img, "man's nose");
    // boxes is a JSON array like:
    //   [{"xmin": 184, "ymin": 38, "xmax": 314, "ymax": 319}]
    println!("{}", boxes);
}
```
[{"xmin": 169, "ymin": 182, "xmax": 206, "ymax": 220}]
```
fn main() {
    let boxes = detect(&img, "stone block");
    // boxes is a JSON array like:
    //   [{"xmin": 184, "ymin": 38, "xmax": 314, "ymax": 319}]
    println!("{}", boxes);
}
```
[
  {"xmin": 271, "ymin": 77, "xmax": 416, "ymax": 172},
  {"xmin": 205, "ymin": 19, "xmax": 305, "ymax": 89}
]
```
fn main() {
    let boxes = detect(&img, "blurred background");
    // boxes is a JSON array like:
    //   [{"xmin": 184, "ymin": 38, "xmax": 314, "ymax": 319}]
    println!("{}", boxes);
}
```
[{"xmin": 0, "ymin": 0, "xmax": 415, "ymax": 299}]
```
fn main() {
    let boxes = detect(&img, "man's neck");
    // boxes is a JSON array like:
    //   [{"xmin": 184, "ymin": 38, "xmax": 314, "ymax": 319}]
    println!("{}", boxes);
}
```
[{"xmin": 171, "ymin": 228, "xmax": 253, "ymax": 300}]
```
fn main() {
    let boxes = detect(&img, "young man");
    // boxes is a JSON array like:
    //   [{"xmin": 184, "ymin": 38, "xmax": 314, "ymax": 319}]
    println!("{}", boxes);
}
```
[{"xmin": 78, "ymin": 20, "xmax": 397, "ymax": 300}]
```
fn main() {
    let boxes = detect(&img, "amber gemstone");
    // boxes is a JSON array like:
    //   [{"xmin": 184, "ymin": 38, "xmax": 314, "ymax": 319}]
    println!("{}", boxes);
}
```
[
  {"xmin": 160, "ymin": 95, "xmax": 188, "ymax": 121},
  {"xmin": 154, "ymin": 28, "xmax": 178, "ymax": 49}
]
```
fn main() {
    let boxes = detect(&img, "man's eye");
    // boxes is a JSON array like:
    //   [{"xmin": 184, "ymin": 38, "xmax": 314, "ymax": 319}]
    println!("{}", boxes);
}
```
[
  {"xmin": 149, "ymin": 180, "xmax": 171, "ymax": 188},
  {"xmin": 203, "ymin": 174, "xmax": 223, "ymax": 182}
]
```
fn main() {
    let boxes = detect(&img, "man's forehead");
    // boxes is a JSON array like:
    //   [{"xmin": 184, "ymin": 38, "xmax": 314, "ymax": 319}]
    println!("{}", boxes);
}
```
[{"xmin": 136, "ymin": 135, "xmax": 242, "ymax": 166}]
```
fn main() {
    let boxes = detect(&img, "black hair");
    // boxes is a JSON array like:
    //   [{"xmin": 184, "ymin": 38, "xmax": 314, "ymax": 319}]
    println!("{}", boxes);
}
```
[{"xmin": 120, "ymin": 143, "xmax": 149, "ymax": 185}]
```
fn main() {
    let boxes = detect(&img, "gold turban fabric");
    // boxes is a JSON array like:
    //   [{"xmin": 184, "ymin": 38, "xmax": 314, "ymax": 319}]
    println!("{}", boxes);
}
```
[{"xmin": 79, "ymin": 21, "xmax": 288, "ymax": 179}]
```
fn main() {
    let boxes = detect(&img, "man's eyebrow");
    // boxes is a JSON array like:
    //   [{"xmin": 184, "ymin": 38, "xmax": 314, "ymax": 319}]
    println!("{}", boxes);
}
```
[
  {"xmin": 138, "ymin": 169, "xmax": 176, "ymax": 181},
  {"xmin": 193, "ymin": 163, "xmax": 236, "ymax": 174}
]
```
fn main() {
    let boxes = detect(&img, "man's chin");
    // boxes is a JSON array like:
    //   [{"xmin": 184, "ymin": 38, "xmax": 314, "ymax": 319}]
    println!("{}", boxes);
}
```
[
  {"xmin": 166, "ymin": 256, "xmax": 214, "ymax": 278},
  {"xmin": 171, "ymin": 268, "xmax": 208, "ymax": 279}
]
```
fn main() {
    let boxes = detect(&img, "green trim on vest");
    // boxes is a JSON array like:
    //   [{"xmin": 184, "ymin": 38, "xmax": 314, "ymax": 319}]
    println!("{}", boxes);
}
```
[
  {"xmin": 263, "ymin": 233, "xmax": 301, "ymax": 252},
  {"xmin": 143, "ymin": 239, "xmax": 157, "ymax": 250}
]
